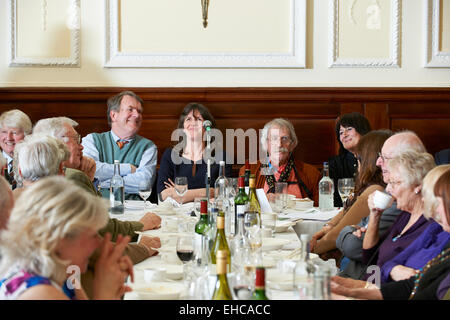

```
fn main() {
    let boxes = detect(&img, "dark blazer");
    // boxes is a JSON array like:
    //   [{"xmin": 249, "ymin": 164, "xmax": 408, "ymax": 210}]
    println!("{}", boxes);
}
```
[{"xmin": 435, "ymin": 148, "xmax": 450, "ymax": 165}]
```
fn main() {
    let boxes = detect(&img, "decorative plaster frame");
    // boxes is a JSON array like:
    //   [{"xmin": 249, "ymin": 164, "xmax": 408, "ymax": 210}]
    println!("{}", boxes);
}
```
[
  {"xmin": 104, "ymin": 0, "xmax": 306, "ymax": 68},
  {"xmin": 329, "ymin": 0, "xmax": 401, "ymax": 68},
  {"xmin": 8, "ymin": 0, "xmax": 80, "ymax": 67},
  {"xmin": 424, "ymin": 0, "xmax": 450, "ymax": 67}
]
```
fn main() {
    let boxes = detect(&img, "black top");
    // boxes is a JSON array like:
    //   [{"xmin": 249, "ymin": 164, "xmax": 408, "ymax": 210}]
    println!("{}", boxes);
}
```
[
  {"xmin": 380, "ymin": 241, "xmax": 450, "ymax": 300},
  {"xmin": 157, "ymin": 147, "xmax": 233, "ymax": 194},
  {"xmin": 328, "ymin": 151, "xmax": 358, "ymax": 207}
]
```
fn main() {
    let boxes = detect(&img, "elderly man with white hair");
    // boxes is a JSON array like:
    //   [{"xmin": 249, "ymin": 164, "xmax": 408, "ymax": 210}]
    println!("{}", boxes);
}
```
[
  {"xmin": 0, "ymin": 109, "xmax": 32, "ymax": 189},
  {"xmin": 33, "ymin": 117, "xmax": 161, "ymax": 239},
  {"xmin": 239, "ymin": 117, "xmax": 321, "ymax": 205},
  {"xmin": 11, "ymin": 133, "xmax": 161, "ymax": 298}
]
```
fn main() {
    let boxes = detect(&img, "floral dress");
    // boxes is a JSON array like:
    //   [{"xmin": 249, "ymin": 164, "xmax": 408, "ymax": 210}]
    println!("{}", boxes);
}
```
[{"xmin": 0, "ymin": 267, "xmax": 75, "ymax": 300}]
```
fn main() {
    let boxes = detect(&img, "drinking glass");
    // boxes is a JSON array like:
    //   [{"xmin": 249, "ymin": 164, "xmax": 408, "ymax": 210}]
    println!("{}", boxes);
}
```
[
  {"xmin": 174, "ymin": 176, "xmax": 188, "ymax": 207},
  {"xmin": 275, "ymin": 182, "xmax": 288, "ymax": 211},
  {"xmin": 244, "ymin": 211, "xmax": 262, "ymax": 252},
  {"xmin": 338, "ymin": 178, "xmax": 355, "ymax": 205},
  {"xmin": 138, "ymin": 180, "xmax": 152, "ymax": 209},
  {"xmin": 176, "ymin": 235, "xmax": 195, "ymax": 281},
  {"xmin": 262, "ymin": 213, "xmax": 277, "ymax": 237}
]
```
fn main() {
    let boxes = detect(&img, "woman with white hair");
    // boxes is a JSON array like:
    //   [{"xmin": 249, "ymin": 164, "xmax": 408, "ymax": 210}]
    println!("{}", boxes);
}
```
[
  {"xmin": 239, "ymin": 118, "xmax": 321, "ymax": 205},
  {"xmin": 358, "ymin": 151, "xmax": 437, "ymax": 281},
  {"xmin": 12, "ymin": 134, "xmax": 69, "ymax": 197},
  {"xmin": 0, "ymin": 109, "xmax": 32, "ymax": 189},
  {"xmin": 330, "ymin": 165, "xmax": 450, "ymax": 300},
  {"xmin": 0, "ymin": 176, "xmax": 133, "ymax": 299}
]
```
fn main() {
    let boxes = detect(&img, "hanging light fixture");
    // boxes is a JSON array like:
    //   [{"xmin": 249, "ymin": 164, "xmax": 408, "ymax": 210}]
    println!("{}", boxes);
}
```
[{"xmin": 201, "ymin": 0, "xmax": 209, "ymax": 28}]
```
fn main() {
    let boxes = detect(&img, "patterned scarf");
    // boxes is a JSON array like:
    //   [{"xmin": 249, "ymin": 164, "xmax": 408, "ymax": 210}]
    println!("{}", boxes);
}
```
[{"xmin": 265, "ymin": 154, "xmax": 295, "ymax": 194}]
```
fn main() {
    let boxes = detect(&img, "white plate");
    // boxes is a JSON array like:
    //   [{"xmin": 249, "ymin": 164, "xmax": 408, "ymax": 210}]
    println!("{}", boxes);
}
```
[
  {"xmin": 266, "ymin": 273, "xmax": 294, "ymax": 291},
  {"xmin": 261, "ymin": 238, "xmax": 291, "ymax": 251},
  {"xmin": 132, "ymin": 282, "xmax": 184, "ymax": 300}
]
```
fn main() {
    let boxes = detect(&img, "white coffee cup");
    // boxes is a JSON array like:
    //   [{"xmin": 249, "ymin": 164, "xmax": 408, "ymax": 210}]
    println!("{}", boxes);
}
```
[
  {"xmin": 143, "ymin": 267, "xmax": 166, "ymax": 283},
  {"xmin": 373, "ymin": 190, "xmax": 393, "ymax": 210}
]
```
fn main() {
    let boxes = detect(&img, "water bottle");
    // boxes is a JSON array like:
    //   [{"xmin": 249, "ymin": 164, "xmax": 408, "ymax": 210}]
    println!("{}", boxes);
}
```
[
  {"xmin": 109, "ymin": 160, "xmax": 124, "ymax": 214},
  {"xmin": 319, "ymin": 162, "xmax": 334, "ymax": 211}
]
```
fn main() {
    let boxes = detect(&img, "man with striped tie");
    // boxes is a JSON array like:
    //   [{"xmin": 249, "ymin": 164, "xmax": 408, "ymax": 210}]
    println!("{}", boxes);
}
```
[{"xmin": 82, "ymin": 91, "xmax": 157, "ymax": 199}]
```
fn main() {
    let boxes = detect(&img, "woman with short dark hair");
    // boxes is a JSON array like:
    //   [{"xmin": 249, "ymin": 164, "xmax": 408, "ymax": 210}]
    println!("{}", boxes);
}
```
[{"xmin": 328, "ymin": 112, "xmax": 372, "ymax": 207}]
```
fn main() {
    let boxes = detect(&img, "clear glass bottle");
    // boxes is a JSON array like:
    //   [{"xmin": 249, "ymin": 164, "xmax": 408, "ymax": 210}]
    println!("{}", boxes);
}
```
[
  {"xmin": 319, "ymin": 162, "xmax": 334, "ymax": 211},
  {"xmin": 214, "ymin": 160, "xmax": 229, "ymax": 198},
  {"xmin": 293, "ymin": 234, "xmax": 316, "ymax": 300},
  {"xmin": 109, "ymin": 160, "xmax": 124, "ymax": 214}
]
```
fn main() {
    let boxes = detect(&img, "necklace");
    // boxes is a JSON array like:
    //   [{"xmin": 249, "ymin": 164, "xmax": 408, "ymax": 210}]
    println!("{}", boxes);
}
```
[{"xmin": 409, "ymin": 248, "xmax": 450, "ymax": 299}]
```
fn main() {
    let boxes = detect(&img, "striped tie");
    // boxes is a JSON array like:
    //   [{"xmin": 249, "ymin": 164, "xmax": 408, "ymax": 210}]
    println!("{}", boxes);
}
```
[{"xmin": 116, "ymin": 140, "xmax": 129, "ymax": 149}]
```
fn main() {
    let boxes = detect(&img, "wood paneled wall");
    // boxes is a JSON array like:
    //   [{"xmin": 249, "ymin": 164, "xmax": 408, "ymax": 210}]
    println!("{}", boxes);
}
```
[{"xmin": 1, "ymin": 88, "xmax": 449, "ymax": 172}]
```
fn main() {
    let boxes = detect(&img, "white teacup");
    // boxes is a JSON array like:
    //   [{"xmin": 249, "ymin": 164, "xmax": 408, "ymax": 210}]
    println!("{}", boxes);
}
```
[
  {"xmin": 143, "ymin": 267, "xmax": 166, "ymax": 283},
  {"xmin": 373, "ymin": 190, "xmax": 393, "ymax": 210}
]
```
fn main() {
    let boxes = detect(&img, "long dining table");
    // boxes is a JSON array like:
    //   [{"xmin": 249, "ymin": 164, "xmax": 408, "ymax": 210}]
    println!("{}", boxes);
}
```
[{"xmin": 113, "ymin": 199, "xmax": 341, "ymax": 300}]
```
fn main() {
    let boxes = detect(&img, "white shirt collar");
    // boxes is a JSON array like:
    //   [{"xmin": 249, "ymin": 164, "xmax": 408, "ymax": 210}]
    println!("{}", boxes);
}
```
[{"xmin": 110, "ymin": 130, "xmax": 133, "ymax": 143}]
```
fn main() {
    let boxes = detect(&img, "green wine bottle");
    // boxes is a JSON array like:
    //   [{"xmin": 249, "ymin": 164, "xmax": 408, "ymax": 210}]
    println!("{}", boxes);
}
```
[
  {"xmin": 252, "ymin": 267, "xmax": 269, "ymax": 300},
  {"xmin": 234, "ymin": 176, "xmax": 249, "ymax": 233},
  {"xmin": 212, "ymin": 250, "xmax": 233, "ymax": 300},
  {"xmin": 244, "ymin": 160, "xmax": 251, "ymax": 194},
  {"xmin": 210, "ymin": 208, "xmax": 231, "ymax": 272},
  {"xmin": 194, "ymin": 200, "xmax": 209, "ymax": 265}
]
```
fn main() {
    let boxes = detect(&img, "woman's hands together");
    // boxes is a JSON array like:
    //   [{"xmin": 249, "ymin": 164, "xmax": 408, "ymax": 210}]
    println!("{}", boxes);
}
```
[{"xmin": 93, "ymin": 233, "xmax": 134, "ymax": 300}]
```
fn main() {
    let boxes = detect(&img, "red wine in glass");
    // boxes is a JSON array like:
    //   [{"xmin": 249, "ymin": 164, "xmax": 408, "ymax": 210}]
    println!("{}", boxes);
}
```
[{"xmin": 177, "ymin": 249, "xmax": 194, "ymax": 263}]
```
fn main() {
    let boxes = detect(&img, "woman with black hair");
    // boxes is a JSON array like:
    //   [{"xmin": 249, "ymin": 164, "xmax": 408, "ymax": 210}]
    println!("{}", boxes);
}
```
[
  {"xmin": 157, "ymin": 102, "xmax": 232, "ymax": 203},
  {"xmin": 328, "ymin": 112, "xmax": 372, "ymax": 207}
]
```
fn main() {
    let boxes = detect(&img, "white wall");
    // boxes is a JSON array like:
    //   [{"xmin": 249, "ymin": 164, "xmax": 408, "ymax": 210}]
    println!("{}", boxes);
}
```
[{"xmin": 0, "ymin": 0, "xmax": 449, "ymax": 87}]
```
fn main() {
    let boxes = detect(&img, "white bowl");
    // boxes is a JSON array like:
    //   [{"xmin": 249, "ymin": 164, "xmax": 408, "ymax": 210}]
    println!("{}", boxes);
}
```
[
  {"xmin": 133, "ymin": 282, "xmax": 184, "ymax": 300},
  {"xmin": 261, "ymin": 237, "xmax": 291, "ymax": 251}
]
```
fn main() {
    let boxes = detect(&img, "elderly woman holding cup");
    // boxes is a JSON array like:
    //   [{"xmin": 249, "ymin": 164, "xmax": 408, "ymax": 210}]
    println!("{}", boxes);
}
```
[
  {"xmin": 360, "ymin": 151, "xmax": 437, "ymax": 280},
  {"xmin": 310, "ymin": 130, "xmax": 392, "ymax": 258},
  {"xmin": 330, "ymin": 165, "xmax": 450, "ymax": 300}
]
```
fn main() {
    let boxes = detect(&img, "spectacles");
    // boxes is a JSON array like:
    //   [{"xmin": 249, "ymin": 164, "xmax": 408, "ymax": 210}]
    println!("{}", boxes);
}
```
[
  {"xmin": 377, "ymin": 152, "xmax": 393, "ymax": 162},
  {"xmin": 63, "ymin": 133, "xmax": 81, "ymax": 144},
  {"xmin": 269, "ymin": 136, "xmax": 291, "ymax": 144}
]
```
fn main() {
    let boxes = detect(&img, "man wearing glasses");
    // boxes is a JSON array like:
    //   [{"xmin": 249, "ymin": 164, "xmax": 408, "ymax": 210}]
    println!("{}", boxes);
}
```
[{"xmin": 337, "ymin": 130, "xmax": 427, "ymax": 279}]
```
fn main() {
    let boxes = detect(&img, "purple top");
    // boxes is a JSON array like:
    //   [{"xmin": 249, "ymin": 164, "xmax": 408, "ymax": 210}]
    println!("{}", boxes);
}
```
[
  {"xmin": 380, "ymin": 222, "xmax": 450, "ymax": 283},
  {"xmin": 362, "ymin": 211, "xmax": 433, "ymax": 269}
]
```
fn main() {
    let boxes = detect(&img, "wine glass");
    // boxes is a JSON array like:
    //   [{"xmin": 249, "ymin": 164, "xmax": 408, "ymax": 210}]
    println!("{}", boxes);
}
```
[
  {"xmin": 338, "ymin": 178, "xmax": 355, "ymax": 206},
  {"xmin": 176, "ymin": 235, "xmax": 195, "ymax": 281},
  {"xmin": 244, "ymin": 211, "xmax": 262, "ymax": 252},
  {"xmin": 174, "ymin": 176, "xmax": 188, "ymax": 207},
  {"xmin": 138, "ymin": 180, "xmax": 152, "ymax": 209}
]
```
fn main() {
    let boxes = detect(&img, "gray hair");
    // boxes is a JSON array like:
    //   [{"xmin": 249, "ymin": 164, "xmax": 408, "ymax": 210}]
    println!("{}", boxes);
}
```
[
  {"xmin": 33, "ymin": 117, "xmax": 78, "ymax": 143},
  {"xmin": 391, "ymin": 130, "xmax": 427, "ymax": 156},
  {"xmin": 0, "ymin": 109, "xmax": 32, "ymax": 135},
  {"xmin": 14, "ymin": 134, "xmax": 70, "ymax": 183},
  {"xmin": 260, "ymin": 118, "xmax": 298, "ymax": 151},
  {"xmin": 0, "ymin": 176, "xmax": 108, "ymax": 284},
  {"xmin": 422, "ymin": 165, "xmax": 450, "ymax": 221},
  {"xmin": 107, "ymin": 91, "xmax": 143, "ymax": 126},
  {"xmin": 387, "ymin": 151, "xmax": 436, "ymax": 188}
]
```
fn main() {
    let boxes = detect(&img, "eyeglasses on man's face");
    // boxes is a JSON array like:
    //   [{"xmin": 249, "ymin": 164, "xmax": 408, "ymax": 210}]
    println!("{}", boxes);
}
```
[{"xmin": 63, "ymin": 133, "xmax": 81, "ymax": 144}]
